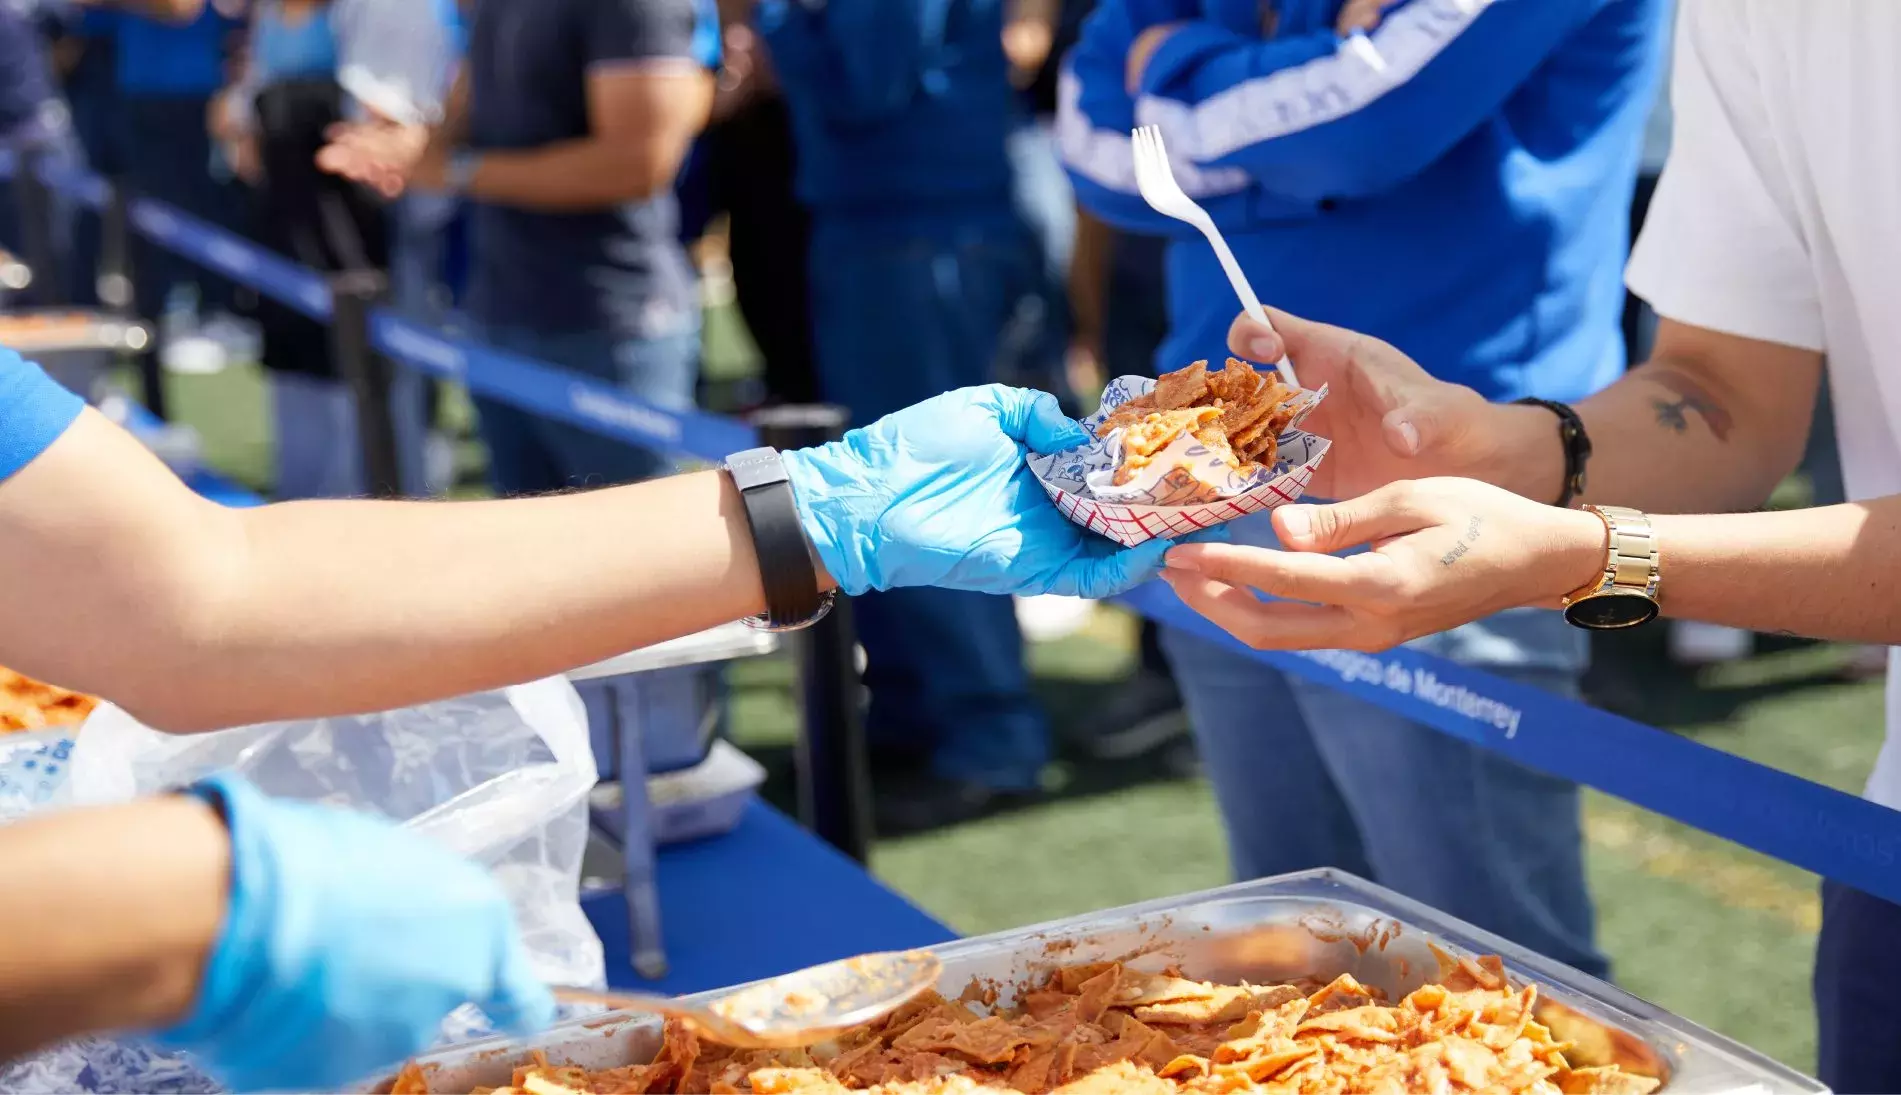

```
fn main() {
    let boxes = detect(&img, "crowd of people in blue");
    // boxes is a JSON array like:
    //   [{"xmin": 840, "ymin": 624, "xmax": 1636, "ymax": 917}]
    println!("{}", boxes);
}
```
[{"xmin": 1, "ymin": 0, "xmax": 1897, "ymax": 1091}]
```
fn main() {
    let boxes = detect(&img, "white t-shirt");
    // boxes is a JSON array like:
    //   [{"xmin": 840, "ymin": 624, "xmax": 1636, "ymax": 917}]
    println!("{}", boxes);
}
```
[{"xmin": 1625, "ymin": 0, "xmax": 1901, "ymax": 809}]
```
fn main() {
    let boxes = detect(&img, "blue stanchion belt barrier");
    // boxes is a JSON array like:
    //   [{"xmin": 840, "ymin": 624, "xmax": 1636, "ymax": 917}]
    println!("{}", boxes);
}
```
[
  {"xmin": 17, "ymin": 157, "xmax": 1901, "ymax": 905},
  {"xmin": 370, "ymin": 311, "xmax": 758, "ymax": 458}
]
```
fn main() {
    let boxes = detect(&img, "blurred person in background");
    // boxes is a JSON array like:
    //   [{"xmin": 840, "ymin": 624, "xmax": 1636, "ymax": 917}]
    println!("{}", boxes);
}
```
[
  {"xmin": 321, "ymin": 0, "xmax": 718, "ymax": 500},
  {"xmin": 1061, "ymin": 0, "xmax": 1667, "ymax": 978},
  {"xmin": 212, "ymin": 0, "xmax": 394, "ymax": 501},
  {"xmin": 754, "ymin": 0, "xmax": 1057, "ymax": 832},
  {"xmin": 85, "ymin": 0, "xmax": 251, "ymax": 369},
  {"xmin": 995, "ymin": 0, "xmax": 1080, "ymax": 413},
  {"xmin": 0, "ymin": 0, "xmax": 88, "ymax": 311},
  {"xmin": 328, "ymin": 0, "xmax": 463, "ymax": 495},
  {"xmin": 45, "ymin": 3, "xmax": 119, "ymax": 309},
  {"xmin": 691, "ymin": 0, "xmax": 818, "ymax": 408}
]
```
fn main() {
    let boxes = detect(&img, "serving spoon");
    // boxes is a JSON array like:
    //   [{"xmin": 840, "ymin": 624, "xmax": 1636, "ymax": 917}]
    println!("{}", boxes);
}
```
[{"xmin": 552, "ymin": 949, "xmax": 943, "ymax": 1050}]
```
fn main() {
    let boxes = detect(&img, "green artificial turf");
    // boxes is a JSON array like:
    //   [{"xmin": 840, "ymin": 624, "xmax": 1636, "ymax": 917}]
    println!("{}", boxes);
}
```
[{"xmin": 152, "ymin": 304, "xmax": 1886, "ymax": 1078}]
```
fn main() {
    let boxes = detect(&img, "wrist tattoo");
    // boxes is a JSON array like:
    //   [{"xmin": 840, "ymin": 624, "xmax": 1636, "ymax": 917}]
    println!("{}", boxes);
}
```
[{"xmin": 1646, "ymin": 369, "xmax": 1734, "ymax": 441}]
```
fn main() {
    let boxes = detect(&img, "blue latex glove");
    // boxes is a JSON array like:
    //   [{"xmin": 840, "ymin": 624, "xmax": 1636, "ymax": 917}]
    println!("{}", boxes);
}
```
[
  {"xmin": 153, "ymin": 774, "xmax": 555, "ymax": 1093},
  {"xmin": 785, "ymin": 385, "xmax": 1220, "ymax": 599}
]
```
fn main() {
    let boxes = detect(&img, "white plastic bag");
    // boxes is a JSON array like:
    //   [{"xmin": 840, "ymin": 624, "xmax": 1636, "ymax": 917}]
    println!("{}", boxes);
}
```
[{"xmin": 57, "ymin": 677, "xmax": 604, "ymax": 989}]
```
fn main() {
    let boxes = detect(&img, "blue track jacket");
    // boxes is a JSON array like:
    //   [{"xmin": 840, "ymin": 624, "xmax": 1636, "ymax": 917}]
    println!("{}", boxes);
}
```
[{"xmin": 1059, "ymin": 0, "xmax": 1666, "ymax": 401}]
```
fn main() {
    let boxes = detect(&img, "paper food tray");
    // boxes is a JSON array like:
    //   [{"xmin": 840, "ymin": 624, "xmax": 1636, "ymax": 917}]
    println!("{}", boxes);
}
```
[
  {"xmin": 0, "ymin": 729, "xmax": 74, "ymax": 823},
  {"xmin": 379, "ymin": 869, "xmax": 1820, "ymax": 1095},
  {"xmin": 1029, "ymin": 371, "xmax": 1332, "ymax": 547}
]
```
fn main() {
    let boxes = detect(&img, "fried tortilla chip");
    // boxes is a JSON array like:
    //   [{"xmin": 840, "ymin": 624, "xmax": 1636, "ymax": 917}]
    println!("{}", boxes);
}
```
[{"xmin": 1152, "ymin": 360, "xmax": 1210, "ymax": 409}]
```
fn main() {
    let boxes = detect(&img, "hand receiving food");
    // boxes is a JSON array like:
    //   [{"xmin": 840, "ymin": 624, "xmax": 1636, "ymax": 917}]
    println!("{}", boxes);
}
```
[
  {"xmin": 1224, "ymin": 309, "xmax": 1505, "ymax": 501},
  {"xmin": 154, "ymin": 774, "xmax": 554, "ymax": 1093},
  {"xmin": 784, "ymin": 385, "xmax": 1219, "ymax": 601},
  {"xmin": 1160, "ymin": 478, "xmax": 1606, "ymax": 652}
]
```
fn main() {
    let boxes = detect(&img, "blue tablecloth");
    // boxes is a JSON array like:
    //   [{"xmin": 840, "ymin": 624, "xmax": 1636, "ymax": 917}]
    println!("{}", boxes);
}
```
[{"xmin": 588, "ymin": 797, "xmax": 956, "ymax": 995}]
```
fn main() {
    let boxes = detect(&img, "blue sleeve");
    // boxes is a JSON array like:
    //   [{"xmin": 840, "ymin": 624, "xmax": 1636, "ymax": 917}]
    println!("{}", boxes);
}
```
[
  {"xmin": 433, "ymin": 0, "xmax": 466, "ymax": 56},
  {"xmin": 1130, "ymin": 0, "xmax": 1602, "ymax": 203},
  {"xmin": 1057, "ymin": 0, "xmax": 1215, "ymax": 236},
  {"xmin": 80, "ymin": 8, "xmax": 117, "ymax": 37},
  {"xmin": 0, "ymin": 350, "xmax": 83, "ymax": 483},
  {"xmin": 754, "ymin": 0, "xmax": 941, "ymax": 126},
  {"xmin": 690, "ymin": 0, "xmax": 721, "ymax": 69}
]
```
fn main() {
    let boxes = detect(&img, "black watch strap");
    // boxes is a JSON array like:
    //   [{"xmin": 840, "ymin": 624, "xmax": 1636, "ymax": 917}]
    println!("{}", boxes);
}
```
[
  {"xmin": 1514, "ymin": 397, "xmax": 1592, "ymax": 508},
  {"xmin": 725, "ymin": 447, "xmax": 832, "ymax": 631}
]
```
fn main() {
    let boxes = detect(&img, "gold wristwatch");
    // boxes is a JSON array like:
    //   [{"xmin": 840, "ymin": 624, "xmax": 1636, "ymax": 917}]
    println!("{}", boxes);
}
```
[{"xmin": 1561, "ymin": 505, "xmax": 1661, "ymax": 630}]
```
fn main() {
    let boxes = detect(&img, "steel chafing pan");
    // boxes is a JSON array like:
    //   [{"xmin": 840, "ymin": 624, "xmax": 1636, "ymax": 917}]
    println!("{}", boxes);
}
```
[{"xmin": 380, "ymin": 869, "xmax": 1823, "ymax": 1095}]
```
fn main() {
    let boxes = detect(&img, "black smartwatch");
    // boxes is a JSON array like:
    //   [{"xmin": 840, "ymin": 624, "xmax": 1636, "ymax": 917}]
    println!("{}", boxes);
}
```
[
  {"xmin": 725, "ymin": 447, "xmax": 834, "ymax": 632},
  {"xmin": 1514, "ymin": 398, "xmax": 1592, "ymax": 508}
]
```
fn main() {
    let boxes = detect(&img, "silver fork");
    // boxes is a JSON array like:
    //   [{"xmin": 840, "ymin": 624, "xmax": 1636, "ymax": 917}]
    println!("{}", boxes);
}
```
[{"xmin": 1130, "ymin": 124, "xmax": 1301, "ymax": 389}]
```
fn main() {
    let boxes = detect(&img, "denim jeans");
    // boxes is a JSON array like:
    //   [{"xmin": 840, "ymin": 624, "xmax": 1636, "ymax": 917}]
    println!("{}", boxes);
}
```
[
  {"xmin": 469, "ymin": 323, "xmax": 699, "ymax": 496},
  {"xmin": 268, "ymin": 368, "xmax": 433, "ymax": 499},
  {"xmin": 121, "ymin": 94, "xmax": 251, "ymax": 318},
  {"xmin": 1815, "ymin": 881, "xmax": 1901, "ymax": 1091},
  {"xmin": 1160, "ymin": 511, "xmax": 1606, "ymax": 979},
  {"xmin": 807, "ymin": 210, "xmax": 1048, "ymax": 790}
]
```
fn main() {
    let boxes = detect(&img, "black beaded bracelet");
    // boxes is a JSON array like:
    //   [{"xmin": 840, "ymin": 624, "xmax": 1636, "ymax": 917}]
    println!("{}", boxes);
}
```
[{"xmin": 1513, "ymin": 397, "xmax": 1592, "ymax": 508}]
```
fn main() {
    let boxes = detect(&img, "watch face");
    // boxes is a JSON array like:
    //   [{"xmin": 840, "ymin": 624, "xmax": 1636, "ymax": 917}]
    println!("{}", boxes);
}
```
[{"xmin": 1564, "ymin": 590, "xmax": 1660, "ymax": 631}]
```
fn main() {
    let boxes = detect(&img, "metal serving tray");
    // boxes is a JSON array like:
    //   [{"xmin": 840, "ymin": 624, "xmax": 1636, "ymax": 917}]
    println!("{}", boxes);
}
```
[{"xmin": 380, "ymin": 869, "xmax": 1823, "ymax": 1094}]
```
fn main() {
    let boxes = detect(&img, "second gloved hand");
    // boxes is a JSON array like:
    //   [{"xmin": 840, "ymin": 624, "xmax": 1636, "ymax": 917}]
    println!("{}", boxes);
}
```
[
  {"xmin": 153, "ymin": 774, "xmax": 555, "ymax": 1093},
  {"xmin": 785, "ymin": 385, "xmax": 1217, "ymax": 599}
]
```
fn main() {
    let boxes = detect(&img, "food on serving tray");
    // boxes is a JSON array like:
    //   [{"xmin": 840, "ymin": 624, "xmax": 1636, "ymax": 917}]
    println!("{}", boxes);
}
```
[
  {"xmin": 1096, "ymin": 360, "xmax": 1300, "ymax": 484},
  {"xmin": 0, "ymin": 666, "xmax": 96, "ymax": 733},
  {"xmin": 395, "ymin": 953, "xmax": 1661, "ymax": 1095}
]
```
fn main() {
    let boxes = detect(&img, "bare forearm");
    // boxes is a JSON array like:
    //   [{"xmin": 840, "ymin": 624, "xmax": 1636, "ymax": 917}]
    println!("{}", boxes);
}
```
[
  {"xmin": 1538, "ymin": 499, "xmax": 1901, "ymax": 644},
  {"xmin": 0, "ymin": 415, "xmax": 824, "ymax": 731},
  {"xmin": 465, "ymin": 138, "xmax": 683, "ymax": 210},
  {"xmin": 1483, "ymin": 335, "xmax": 1820, "ymax": 515},
  {"xmin": 176, "ymin": 470, "xmax": 803, "ymax": 729},
  {"xmin": 418, "ymin": 70, "xmax": 469, "ymax": 164},
  {"xmin": 0, "ymin": 798, "xmax": 227, "ymax": 1058}
]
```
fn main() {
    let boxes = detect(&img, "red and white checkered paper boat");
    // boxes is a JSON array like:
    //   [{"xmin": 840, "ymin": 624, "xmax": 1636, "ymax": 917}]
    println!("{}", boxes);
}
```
[{"xmin": 1029, "ymin": 372, "xmax": 1332, "ymax": 548}]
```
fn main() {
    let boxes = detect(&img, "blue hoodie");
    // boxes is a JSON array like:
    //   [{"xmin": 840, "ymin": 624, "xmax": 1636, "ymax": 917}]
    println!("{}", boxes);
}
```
[
  {"xmin": 1059, "ymin": 0, "xmax": 1666, "ymax": 402},
  {"xmin": 757, "ymin": 0, "xmax": 1018, "ymax": 218}
]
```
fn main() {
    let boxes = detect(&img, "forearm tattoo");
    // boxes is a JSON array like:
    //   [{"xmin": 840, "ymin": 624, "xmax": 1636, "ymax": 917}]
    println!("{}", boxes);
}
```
[{"xmin": 1646, "ymin": 369, "xmax": 1735, "ymax": 441}]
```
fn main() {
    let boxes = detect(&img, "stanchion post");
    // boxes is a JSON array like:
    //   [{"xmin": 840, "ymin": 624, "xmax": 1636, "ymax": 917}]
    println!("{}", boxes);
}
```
[
  {"xmin": 329, "ymin": 269, "xmax": 402, "ymax": 498},
  {"xmin": 13, "ymin": 147, "xmax": 63, "ymax": 306},
  {"xmin": 755, "ymin": 405, "xmax": 873, "ymax": 863},
  {"xmin": 99, "ymin": 177, "xmax": 164, "ymax": 419}
]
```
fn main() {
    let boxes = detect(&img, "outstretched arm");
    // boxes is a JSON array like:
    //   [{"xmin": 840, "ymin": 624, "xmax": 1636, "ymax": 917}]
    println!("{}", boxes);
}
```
[
  {"xmin": 1163, "ymin": 480, "xmax": 1901, "ymax": 652},
  {"xmin": 1, "ymin": 367, "xmax": 1171, "ymax": 733}
]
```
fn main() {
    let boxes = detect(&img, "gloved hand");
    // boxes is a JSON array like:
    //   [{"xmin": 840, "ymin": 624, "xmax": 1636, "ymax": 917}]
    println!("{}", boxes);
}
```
[
  {"xmin": 153, "ymin": 773, "xmax": 555, "ymax": 1093},
  {"xmin": 785, "ymin": 385, "xmax": 1219, "ymax": 599}
]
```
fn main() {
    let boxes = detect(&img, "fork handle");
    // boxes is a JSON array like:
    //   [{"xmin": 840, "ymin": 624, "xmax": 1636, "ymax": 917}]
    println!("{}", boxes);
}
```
[{"xmin": 1197, "ymin": 225, "xmax": 1302, "ymax": 390}]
